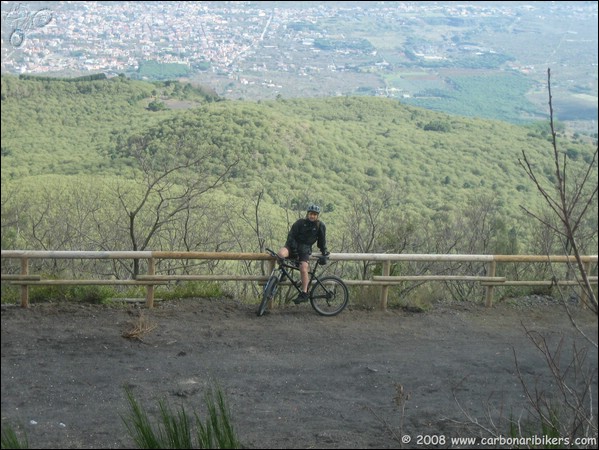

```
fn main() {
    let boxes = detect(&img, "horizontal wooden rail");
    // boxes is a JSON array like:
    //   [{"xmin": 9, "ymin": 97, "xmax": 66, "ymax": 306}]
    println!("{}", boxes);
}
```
[
  {"xmin": 482, "ymin": 280, "xmax": 598, "ymax": 286},
  {"xmin": 1, "ymin": 250, "xmax": 597, "ymax": 309},
  {"xmin": 373, "ymin": 275, "xmax": 506, "ymax": 283},
  {"xmin": 0, "ymin": 250, "xmax": 272, "ymax": 260},
  {"xmin": 3, "ymin": 250, "xmax": 595, "ymax": 263},
  {"xmin": 136, "ymin": 275, "xmax": 269, "ymax": 282},
  {"xmin": 1, "ymin": 250, "xmax": 155, "ymax": 259},
  {"xmin": 1, "ymin": 274, "xmax": 41, "ymax": 281},
  {"xmin": 9, "ymin": 280, "xmax": 169, "ymax": 286}
]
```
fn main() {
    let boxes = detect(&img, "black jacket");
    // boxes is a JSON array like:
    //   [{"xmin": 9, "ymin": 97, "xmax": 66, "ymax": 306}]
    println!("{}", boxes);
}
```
[{"xmin": 285, "ymin": 218, "xmax": 327, "ymax": 255}]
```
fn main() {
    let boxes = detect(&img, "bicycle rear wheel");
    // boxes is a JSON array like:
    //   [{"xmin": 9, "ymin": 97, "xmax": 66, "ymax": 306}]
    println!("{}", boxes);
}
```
[
  {"xmin": 310, "ymin": 276, "xmax": 349, "ymax": 316},
  {"xmin": 257, "ymin": 274, "xmax": 279, "ymax": 316}
]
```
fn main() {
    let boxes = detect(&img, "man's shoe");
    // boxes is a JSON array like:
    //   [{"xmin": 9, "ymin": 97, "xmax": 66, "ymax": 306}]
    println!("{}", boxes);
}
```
[{"xmin": 294, "ymin": 292, "xmax": 309, "ymax": 304}]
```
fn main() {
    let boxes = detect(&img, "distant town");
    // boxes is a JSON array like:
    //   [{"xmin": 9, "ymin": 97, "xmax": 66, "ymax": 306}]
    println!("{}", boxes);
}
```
[
  {"xmin": 3, "ymin": 2, "xmax": 527, "ymax": 72},
  {"xmin": 1, "ymin": 1, "xmax": 597, "ymax": 127}
]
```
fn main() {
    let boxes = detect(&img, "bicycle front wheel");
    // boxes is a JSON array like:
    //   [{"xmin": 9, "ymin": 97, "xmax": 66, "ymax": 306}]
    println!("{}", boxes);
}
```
[
  {"xmin": 310, "ymin": 276, "xmax": 349, "ymax": 316},
  {"xmin": 257, "ymin": 275, "xmax": 279, "ymax": 316}
]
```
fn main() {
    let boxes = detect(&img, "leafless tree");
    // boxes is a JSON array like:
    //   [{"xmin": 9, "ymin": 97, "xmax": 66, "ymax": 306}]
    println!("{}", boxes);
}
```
[
  {"xmin": 112, "ymin": 128, "xmax": 240, "ymax": 276},
  {"xmin": 453, "ymin": 69, "xmax": 598, "ymax": 448},
  {"xmin": 514, "ymin": 328, "xmax": 597, "ymax": 446},
  {"xmin": 342, "ymin": 185, "xmax": 414, "ymax": 279},
  {"xmin": 518, "ymin": 69, "xmax": 598, "ymax": 314}
]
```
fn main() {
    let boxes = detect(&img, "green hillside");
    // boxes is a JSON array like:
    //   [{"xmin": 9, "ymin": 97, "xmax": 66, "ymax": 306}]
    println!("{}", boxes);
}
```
[{"xmin": 1, "ymin": 74, "xmax": 596, "ymax": 258}]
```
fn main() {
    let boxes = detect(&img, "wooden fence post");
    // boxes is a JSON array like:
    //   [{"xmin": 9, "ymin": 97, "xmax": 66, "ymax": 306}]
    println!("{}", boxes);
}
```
[
  {"xmin": 380, "ymin": 259, "xmax": 391, "ymax": 310},
  {"xmin": 581, "ymin": 260, "xmax": 592, "ymax": 309},
  {"xmin": 485, "ymin": 260, "xmax": 496, "ymax": 307},
  {"xmin": 20, "ymin": 257, "xmax": 29, "ymax": 308},
  {"xmin": 266, "ymin": 258, "xmax": 275, "ymax": 310},
  {"xmin": 145, "ymin": 257, "xmax": 155, "ymax": 308}
]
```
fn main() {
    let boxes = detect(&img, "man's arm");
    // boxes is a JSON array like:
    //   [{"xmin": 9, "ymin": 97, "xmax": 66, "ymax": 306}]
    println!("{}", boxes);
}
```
[
  {"xmin": 286, "ymin": 220, "xmax": 301, "ymax": 253},
  {"xmin": 317, "ymin": 222, "xmax": 328, "ymax": 255}
]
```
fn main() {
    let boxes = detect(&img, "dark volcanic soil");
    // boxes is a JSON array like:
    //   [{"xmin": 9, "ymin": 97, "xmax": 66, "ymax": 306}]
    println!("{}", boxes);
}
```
[{"xmin": 1, "ymin": 297, "xmax": 597, "ymax": 449}]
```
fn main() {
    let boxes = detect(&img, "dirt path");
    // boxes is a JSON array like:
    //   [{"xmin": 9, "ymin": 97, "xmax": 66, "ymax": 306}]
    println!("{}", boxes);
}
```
[{"xmin": 1, "ymin": 297, "xmax": 597, "ymax": 449}]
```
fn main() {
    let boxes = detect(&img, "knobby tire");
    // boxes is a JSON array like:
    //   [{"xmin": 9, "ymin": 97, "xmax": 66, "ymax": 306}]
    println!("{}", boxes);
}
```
[
  {"xmin": 310, "ymin": 275, "xmax": 349, "ymax": 316},
  {"xmin": 257, "ymin": 274, "xmax": 279, "ymax": 316}
]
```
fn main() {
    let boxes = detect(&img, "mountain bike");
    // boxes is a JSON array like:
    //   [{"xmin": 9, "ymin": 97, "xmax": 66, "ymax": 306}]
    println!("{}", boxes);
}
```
[{"xmin": 257, "ymin": 248, "xmax": 349, "ymax": 317}]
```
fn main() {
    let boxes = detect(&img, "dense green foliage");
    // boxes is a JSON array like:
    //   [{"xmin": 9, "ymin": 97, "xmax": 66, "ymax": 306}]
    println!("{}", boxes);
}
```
[
  {"xmin": 0, "ymin": 75, "xmax": 220, "ymax": 178},
  {"xmin": 1, "ymin": 75, "xmax": 597, "ymax": 268},
  {"xmin": 400, "ymin": 73, "xmax": 539, "ymax": 123},
  {"xmin": 19, "ymin": 73, "xmax": 108, "ymax": 82}
]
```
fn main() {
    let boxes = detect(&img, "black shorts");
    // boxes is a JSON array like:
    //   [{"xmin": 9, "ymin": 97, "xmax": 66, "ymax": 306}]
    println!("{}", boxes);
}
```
[{"xmin": 286, "ymin": 245, "xmax": 311, "ymax": 262}]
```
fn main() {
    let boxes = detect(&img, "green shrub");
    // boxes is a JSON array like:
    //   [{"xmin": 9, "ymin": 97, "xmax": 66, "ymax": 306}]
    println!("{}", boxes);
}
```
[{"xmin": 27, "ymin": 284, "xmax": 115, "ymax": 304}]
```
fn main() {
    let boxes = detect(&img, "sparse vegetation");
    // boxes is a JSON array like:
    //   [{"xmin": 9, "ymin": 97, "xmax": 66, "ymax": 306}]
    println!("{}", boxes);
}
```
[
  {"xmin": 122, "ymin": 385, "xmax": 240, "ymax": 449},
  {"xmin": 121, "ymin": 313, "xmax": 157, "ymax": 342},
  {"xmin": 0, "ymin": 425, "xmax": 28, "ymax": 449},
  {"xmin": 0, "ymin": 282, "xmax": 223, "ymax": 306}
]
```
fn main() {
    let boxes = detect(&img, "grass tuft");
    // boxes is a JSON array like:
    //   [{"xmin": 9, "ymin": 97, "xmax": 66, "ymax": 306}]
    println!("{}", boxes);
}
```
[
  {"xmin": 1, "ymin": 424, "xmax": 28, "ymax": 449},
  {"xmin": 122, "ymin": 385, "xmax": 240, "ymax": 449}
]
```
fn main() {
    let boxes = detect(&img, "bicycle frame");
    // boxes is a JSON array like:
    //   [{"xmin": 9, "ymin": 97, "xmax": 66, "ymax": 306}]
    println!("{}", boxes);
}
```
[
  {"xmin": 258, "ymin": 248, "xmax": 349, "ymax": 317},
  {"xmin": 273, "ymin": 257, "xmax": 320, "ymax": 293}
]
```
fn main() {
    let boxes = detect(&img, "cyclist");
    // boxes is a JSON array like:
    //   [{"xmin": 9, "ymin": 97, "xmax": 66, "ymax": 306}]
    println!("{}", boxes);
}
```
[{"xmin": 278, "ymin": 204, "xmax": 330, "ymax": 304}]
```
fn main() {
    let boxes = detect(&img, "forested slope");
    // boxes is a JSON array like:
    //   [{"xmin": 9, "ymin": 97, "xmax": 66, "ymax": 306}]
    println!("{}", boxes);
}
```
[{"xmin": 1, "ymin": 75, "xmax": 596, "ymax": 257}]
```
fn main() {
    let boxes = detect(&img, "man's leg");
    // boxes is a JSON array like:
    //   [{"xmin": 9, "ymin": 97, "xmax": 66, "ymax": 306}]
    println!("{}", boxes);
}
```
[{"xmin": 299, "ymin": 260, "xmax": 309, "ymax": 294}]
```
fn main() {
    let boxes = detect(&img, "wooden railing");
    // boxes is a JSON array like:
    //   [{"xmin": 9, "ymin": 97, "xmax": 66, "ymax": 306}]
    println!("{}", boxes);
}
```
[{"xmin": 1, "ymin": 250, "xmax": 597, "ymax": 309}]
